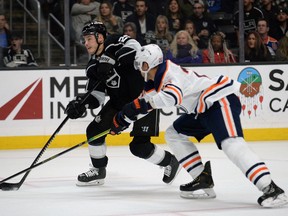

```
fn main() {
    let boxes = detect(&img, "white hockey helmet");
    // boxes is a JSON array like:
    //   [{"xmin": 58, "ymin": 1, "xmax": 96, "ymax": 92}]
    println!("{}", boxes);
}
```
[{"xmin": 134, "ymin": 44, "xmax": 163, "ymax": 81}]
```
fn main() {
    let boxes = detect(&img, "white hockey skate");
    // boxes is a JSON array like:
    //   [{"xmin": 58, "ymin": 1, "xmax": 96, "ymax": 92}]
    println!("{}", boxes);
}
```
[
  {"xmin": 258, "ymin": 181, "xmax": 288, "ymax": 208},
  {"xmin": 180, "ymin": 161, "xmax": 216, "ymax": 199}
]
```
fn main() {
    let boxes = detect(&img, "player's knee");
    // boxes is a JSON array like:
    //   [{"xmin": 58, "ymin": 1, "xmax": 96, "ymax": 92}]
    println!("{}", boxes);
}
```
[
  {"xmin": 86, "ymin": 121, "xmax": 106, "ymax": 145},
  {"xmin": 221, "ymin": 137, "xmax": 246, "ymax": 160},
  {"xmin": 129, "ymin": 138, "xmax": 154, "ymax": 159},
  {"xmin": 165, "ymin": 125, "xmax": 179, "ymax": 148}
]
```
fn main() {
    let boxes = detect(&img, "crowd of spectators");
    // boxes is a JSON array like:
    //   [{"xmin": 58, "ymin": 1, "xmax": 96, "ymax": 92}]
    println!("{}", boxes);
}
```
[
  {"xmin": 1, "ymin": 0, "xmax": 287, "ymax": 66},
  {"xmin": 69, "ymin": 0, "xmax": 287, "ymax": 64}
]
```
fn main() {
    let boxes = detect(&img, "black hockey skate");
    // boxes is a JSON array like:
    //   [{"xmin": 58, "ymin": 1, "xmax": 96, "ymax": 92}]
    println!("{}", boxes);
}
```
[
  {"xmin": 258, "ymin": 181, "xmax": 288, "ymax": 207},
  {"xmin": 76, "ymin": 167, "xmax": 106, "ymax": 186},
  {"xmin": 163, "ymin": 155, "xmax": 181, "ymax": 184},
  {"xmin": 180, "ymin": 161, "xmax": 216, "ymax": 199}
]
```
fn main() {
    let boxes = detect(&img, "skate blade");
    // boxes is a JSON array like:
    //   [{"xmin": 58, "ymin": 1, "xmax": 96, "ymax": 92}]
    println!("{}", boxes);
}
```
[
  {"xmin": 261, "ymin": 194, "xmax": 288, "ymax": 208},
  {"xmin": 180, "ymin": 188, "xmax": 216, "ymax": 199},
  {"xmin": 76, "ymin": 179, "xmax": 104, "ymax": 187}
]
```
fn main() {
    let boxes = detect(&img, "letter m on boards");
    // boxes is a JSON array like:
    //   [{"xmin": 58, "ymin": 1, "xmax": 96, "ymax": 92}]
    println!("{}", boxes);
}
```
[{"xmin": 0, "ymin": 79, "xmax": 43, "ymax": 120}]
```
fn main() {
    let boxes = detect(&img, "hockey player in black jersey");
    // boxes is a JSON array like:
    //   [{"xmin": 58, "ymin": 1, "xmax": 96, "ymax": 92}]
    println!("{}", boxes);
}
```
[{"xmin": 65, "ymin": 21, "xmax": 180, "ymax": 186}]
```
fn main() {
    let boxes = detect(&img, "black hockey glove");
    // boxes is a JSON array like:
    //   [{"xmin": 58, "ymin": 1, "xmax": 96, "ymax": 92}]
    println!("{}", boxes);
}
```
[
  {"xmin": 110, "ymin": 112, "xmax": 131, "ymax": 135},
  {"xmin": 96, "ymin": 54, "xmax": 115, "ymax": 81},
  {"xmin": 65, "ymin": 96, "xmax": 86, "ymax": 119},
  {"xmin": 122, "ymin": 98, "xmax": 149, "ymax": 119}
]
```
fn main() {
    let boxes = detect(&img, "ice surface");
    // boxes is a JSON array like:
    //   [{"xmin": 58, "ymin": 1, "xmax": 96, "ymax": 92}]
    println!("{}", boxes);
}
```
[{"xmin": 0, "ymin": 141, "xmax": 287, "ymax": 216}]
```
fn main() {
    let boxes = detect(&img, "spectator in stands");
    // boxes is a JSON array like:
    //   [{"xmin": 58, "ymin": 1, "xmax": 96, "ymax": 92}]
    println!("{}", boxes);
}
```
[
  {"xmin": 277, "ymin": 0, "xmax": 287, "ymax": 9},
  {"xmin": 166, "ymin": 30, "xmax": 202, "ymax": 63},
  {"xmin": 244, "ymin": 31, "xmax": 273, "ymax": 62},
  {"xmin": 0, "ymin": 11, "xmax": 11, "ymax": 67},
  {"xmin": 258, "ymin": 0, "xmax": 278, "ymax": 26},
  {"xmin": 0, "ymin": 11, "xmax": 11, "ymax": 48},
  {"xmin": 233, "ymin": 0, "xmax": 264, "ymax": 40},
  {"xmin": 144, "ymin": 15, "xmax": 174, "ymax": 57},
  {"xmin": 269, "ymin": 7, "xmax": 288, "ymax": 40},
  {"xmin": 145, "ymin": 0, "xmax": 169, "ymax": 18},
  {"xmin": 112, "ymin": 0, "xmax": 134, "ymax": 22},
  {"xmin": 257, "ymin": 18, "xmax": 278, "ymax": 58},
  {"xmin": 71, "ymin": 0, "xmax": 100, "ymax": 43},
  {"xmin": 275, "ymin": 32, "xmax": 288, "ymax": 61},
  {"xmin": 181, "ymin": 0, "xmax": 194, "ymax": 19},
  {"xmin": 184, "ymin": 19, "xmax": 200, "ymax": 46},
  {"xmin": 188, "ymin": 0, "xmax": 218, "ymax": 49},
  {"xmin": 202, "ymin": 31, "xmax": 237, "ymax": 63},
  {"xmin": 206, "ymin": 0, "xmax": 222, "ymax": 13},
  {"xmin": 125, "ymin": 0, "xmax": 156, "ymax": 42},
  {"xmin": 3, "ymin": 31, "xmax": 38, "ymax": 67},
  {"xmin": 165, "ymin": 0, "xmax": 185, "ymax": 35},
  {"xmin": 97, "ymin": 0, "xmax": 123, "ymax": 35},
  {"xmin": 123, "ymin": 22, "xmax": 145, "ymax": 45}
]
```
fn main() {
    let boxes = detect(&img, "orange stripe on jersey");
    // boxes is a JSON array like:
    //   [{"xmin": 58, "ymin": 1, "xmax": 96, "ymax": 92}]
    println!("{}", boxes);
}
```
[
  {"xmin": 198, "ymin": 76, "xmax": 229, "ymax": 113},
  {"xmin": 165, "ymin": 85, "xmax": 182, "ymax": 104},
  {"xmin": 221, "ymin": 98, "xmax": 236, "ymax": 137},
  {"xmin": 249, "ymin": 167, "xmax": 269, "ymax": 181},
  {"xmin": 145, "ymin": 88, "xmax": 154, "ymax": 94},
  {"xmin": 157, "ymin": 60, "xmax": 170, "ymax": 92},
  {"xmin": 133, "ymin": 99, "xmax": 140, "ymax": 109},
  {"xmin": 183, "ymin": 156, "xmax": 201, "ymax": 168}
]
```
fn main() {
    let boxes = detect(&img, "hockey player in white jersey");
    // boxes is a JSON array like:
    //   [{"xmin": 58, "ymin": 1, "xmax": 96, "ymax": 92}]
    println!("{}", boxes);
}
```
[{"xmin": 110, "ymin": 44, "xmax": 288, "ymax": 208}]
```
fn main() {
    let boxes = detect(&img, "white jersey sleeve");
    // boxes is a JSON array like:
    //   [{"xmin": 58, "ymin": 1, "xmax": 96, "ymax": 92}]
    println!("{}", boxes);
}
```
[{"xmin": 149, "ymin": 60, "xmax": 240, "ymax": 114}]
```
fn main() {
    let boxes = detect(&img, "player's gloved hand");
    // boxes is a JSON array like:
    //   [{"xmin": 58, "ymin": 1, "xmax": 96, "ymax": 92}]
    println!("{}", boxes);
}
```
[
  {"xmin": 65, "ymin": 96, "xmax": 86, "ymax": 119},
  {"xmin": 122, "ymin": 98, "xmax": 149, "ymax": 119},
  {"xmin": 96, "ymin": 54, "xmax": 115, "ymax": 81},
  {"xmin": 110, "ymin": 112, "xmax": 131, "ymax": 135}
]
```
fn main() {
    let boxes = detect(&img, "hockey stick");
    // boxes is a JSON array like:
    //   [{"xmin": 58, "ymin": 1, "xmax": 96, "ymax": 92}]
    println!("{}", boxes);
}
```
[
  {"xmin": 0, "ymin": 129, "xmax": 110, "ymax": 191},
  {"xmin": 0, "ymin": 80, "xmax": 102, "ymax": 191}
]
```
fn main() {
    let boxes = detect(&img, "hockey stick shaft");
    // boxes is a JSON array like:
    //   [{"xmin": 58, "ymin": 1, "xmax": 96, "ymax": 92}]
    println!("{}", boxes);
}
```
[
  {"xmin": 0, "ymin": 129, "xmax": 110, "ymax": 184},
  {"xmin": 4, "ymin": 80, "xmax": 102, "ymax": 188}
]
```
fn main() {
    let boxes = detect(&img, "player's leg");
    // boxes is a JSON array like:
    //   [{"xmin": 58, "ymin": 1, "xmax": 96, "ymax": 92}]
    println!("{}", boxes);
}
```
[
  {"xmin": 77, "ymin": 101, "xmax": 118, "ymax": 186},
  {"xmin": 165, "ymin": 113, "xmax": 216, "ymax": 199},
  {"xmin": 130, "ymin": 109, "xmax": 180, "ymax": 184},
  {"xmin": 208, "ymin": 94, "xmax": 287, "ymax": 207}
]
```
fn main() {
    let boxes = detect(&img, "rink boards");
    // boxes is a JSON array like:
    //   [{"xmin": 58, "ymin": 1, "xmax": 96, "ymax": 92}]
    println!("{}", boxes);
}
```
[{"xmin": 0, "ymin": 64, "xmax": 287, "ymax": 149}]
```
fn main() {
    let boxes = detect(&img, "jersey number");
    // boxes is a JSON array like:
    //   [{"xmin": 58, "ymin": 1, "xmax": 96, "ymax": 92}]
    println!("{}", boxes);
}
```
[{"xmin": 118, "ymin": 35, "xmax": 130, "ymax": 43}]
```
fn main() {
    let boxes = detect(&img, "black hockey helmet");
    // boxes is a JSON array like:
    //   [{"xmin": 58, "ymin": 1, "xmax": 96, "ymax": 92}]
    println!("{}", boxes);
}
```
[{"xmin": 82, "ymin": 21, "xmax": 107, "ymax": 40}]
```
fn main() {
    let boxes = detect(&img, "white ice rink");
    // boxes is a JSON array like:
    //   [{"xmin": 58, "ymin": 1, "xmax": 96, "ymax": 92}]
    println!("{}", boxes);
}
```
[{"xmin": 0, "ymin": 141, "xmax": 287, "ymax": 216}]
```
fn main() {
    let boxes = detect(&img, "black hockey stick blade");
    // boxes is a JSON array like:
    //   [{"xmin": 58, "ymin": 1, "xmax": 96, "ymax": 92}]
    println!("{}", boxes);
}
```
[
  {"xmin": 0, "ymin": 80, "xmax": 102, "ymax": 191},
  {"xmin": 0, "ymin": 129, "xmax": 110, "ymax": 191},
  {"xmin": 0, "ymin": 116, "xmax": 70, "ymax": 191},
  {"xmin": 0, "ymin": 182, "xmax": 20, "ymax": 191}
]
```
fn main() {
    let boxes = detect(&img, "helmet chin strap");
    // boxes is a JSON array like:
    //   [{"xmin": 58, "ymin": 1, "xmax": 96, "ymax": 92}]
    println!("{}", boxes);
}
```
[
  {"xmin": 143, "ymin": 72, "xmax": 148, "ymax": 82},
  {"xmin": 141, "ymin": 68, "xmax": 149, "ymax": 82},
  {"xmin": 94, "ymin": 33, "xmax": 104, "ymax": 56}
]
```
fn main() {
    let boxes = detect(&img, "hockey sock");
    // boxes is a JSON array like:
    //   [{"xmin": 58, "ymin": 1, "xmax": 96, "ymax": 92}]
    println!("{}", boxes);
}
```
[
  {"xmin": 221, "ymin": 137, "xmax": 272, "ymax": 191},
  {"xmin": 166, "ymin": 125, "xmax": 203, "ymax": 178}
]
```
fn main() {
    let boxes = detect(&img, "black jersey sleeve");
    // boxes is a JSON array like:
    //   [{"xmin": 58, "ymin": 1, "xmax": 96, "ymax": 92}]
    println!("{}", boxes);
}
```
[{"xmin": 104, "ymin": 34, "xmax": 141, "ymax": 66}]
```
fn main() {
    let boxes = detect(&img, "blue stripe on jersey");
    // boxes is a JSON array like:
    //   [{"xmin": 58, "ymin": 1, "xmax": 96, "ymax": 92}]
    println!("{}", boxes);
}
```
[
  {"xmin": 163, "ymin": 91, "xmax": 178, "ymax": 105},
  {"xmin": 200, "ymin": 79, "xmax": 234, "ymax": 112},
  {"xmin": 216, "ymin": 75, "xmax": 224, "ymax": 83},
  {"xmin": 154, "ymin": 61, "xmax": 168, "ymax": 91},
  {"xmin": 166, "ymin": 83, "xmax": 183, "ymax": 98}
]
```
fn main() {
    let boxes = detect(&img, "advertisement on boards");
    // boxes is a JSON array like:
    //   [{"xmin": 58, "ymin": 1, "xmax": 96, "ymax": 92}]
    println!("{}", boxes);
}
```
[{"xmin": 0, "ymin": 64, "xmax": 287, "ymax": 138}]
